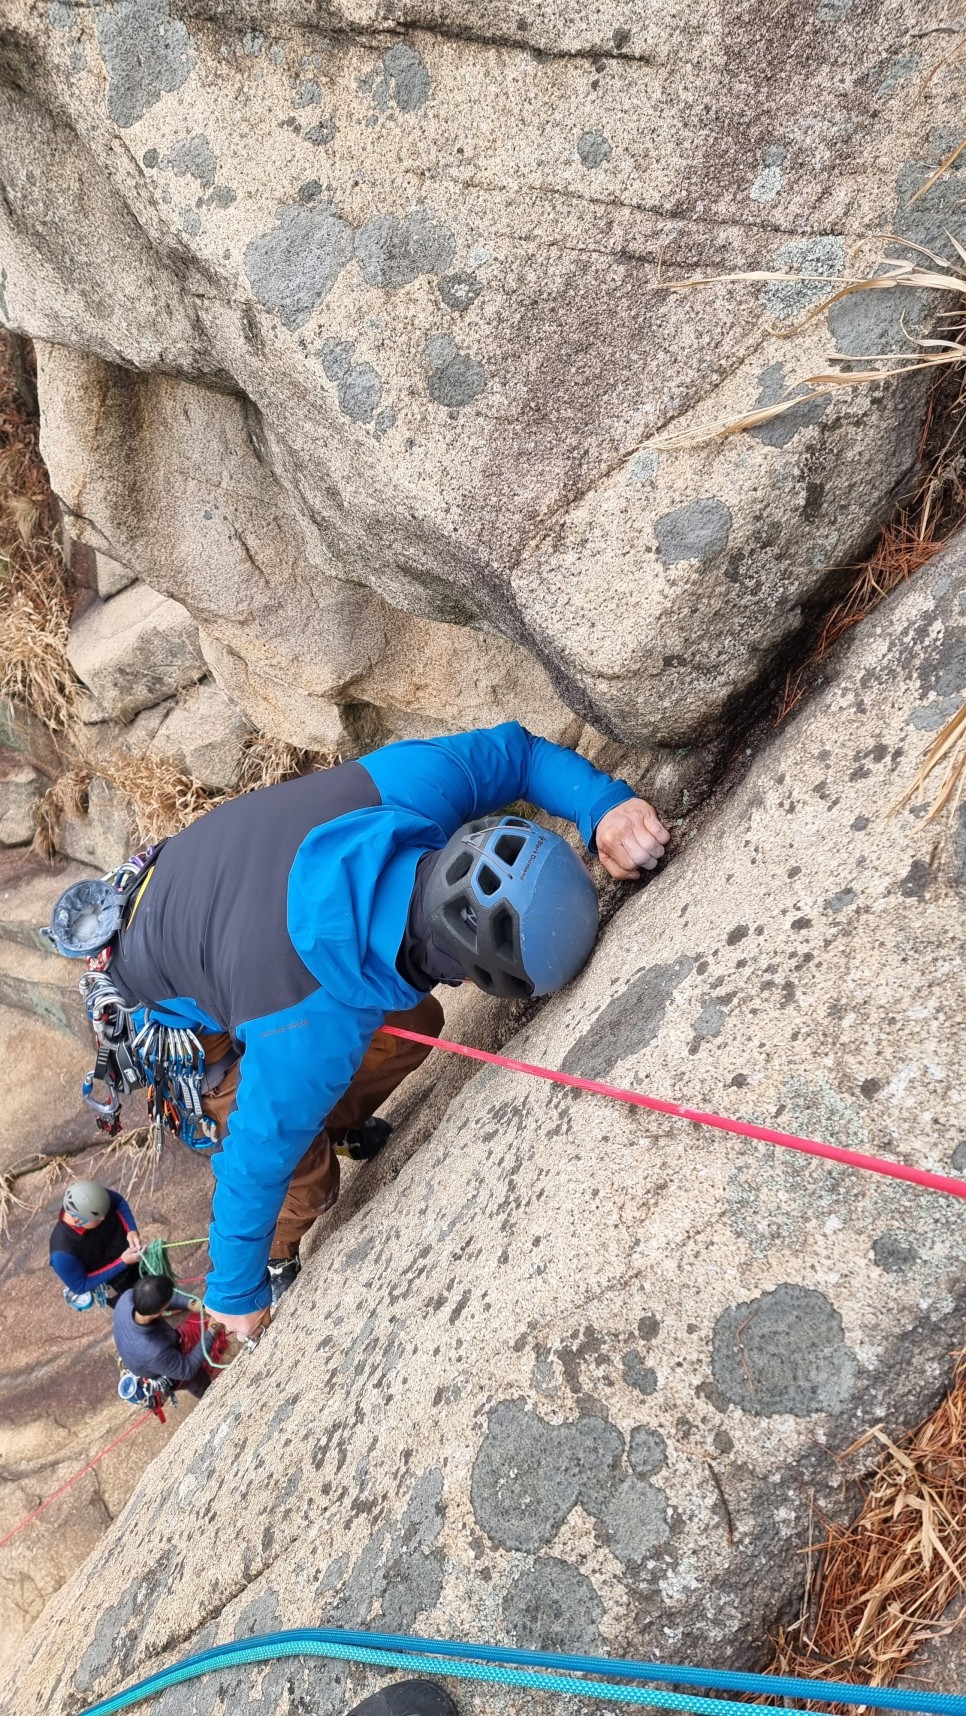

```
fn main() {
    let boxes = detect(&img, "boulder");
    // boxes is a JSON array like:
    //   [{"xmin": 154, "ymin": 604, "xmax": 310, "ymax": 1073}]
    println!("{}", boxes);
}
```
[
  {"xmin": 93, "ymin": 547, "xmax": 136, "ymax": 599},
  {"xmin": 1, "ymin": 4, "xmax": 961, "ymax": 747},
  {"xmin": 66, "ymin": 583, "xmax": 206, "ymax": 725},
  {"xmin": 57, "ymin": 775, "xmax": 135, "ymax": 874},
  {"xmin": 38, "ymin": 346, "xmax": 587, "ymax": 759},
  {"xmin": 6, "ymin": 529, "xmax": 965, "ymax": 1712},
  {"xmin": 0, "ymin": 750, "xmax": 42, "ymax": 845},
  {"xmin": 149, "ymin": 680, "xmax": 251, "ymax": 790},
  {"xmin": 0, "ymin": 848, "xmax": 96, "ymax": 1041}
]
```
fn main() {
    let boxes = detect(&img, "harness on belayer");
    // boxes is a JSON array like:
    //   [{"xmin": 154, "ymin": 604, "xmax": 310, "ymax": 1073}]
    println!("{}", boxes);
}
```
[
  {"xmin": 50, "ymin": 845, "xmax": 218, "ymax": 1153},
  {"xmin": 117, "ymin": 1369, "xmax": 179, "ymax": 1423}
]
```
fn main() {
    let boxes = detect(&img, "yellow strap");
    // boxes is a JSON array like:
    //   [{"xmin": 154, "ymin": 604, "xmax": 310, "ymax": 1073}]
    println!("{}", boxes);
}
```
[{"xmin": 125, "ymin": 864, "xmax": 155, "ymax": 929}]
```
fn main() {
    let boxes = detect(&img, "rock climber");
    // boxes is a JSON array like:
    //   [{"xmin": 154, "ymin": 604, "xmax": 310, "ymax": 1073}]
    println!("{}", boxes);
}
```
[
  {"xmin": 113, "ymin": 1273, "xmax": 214, "ymax": 1399},
  {"xmin": 48, "ymin": 1178, "xmax": 142, "ymax": 1310},
  {"xmin": 42, "ymin": 724, "xmax": 668, "ymax": 1340}
]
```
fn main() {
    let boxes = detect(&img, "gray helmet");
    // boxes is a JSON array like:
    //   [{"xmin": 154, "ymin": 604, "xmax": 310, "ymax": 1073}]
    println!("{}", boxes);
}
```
[
  {"xmin": 41, "ymin": 878, "xmax": 126, "ymax": 959},
  {"xmin": 63, "ymin": 1180, "xmax": 111, "ymax": 1223},
  {"xmin": 422, "ymin": 815, "xmax": 599, "ymax": 999}
]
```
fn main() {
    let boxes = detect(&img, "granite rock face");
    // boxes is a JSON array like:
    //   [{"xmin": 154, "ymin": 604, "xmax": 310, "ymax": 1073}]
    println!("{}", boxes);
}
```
[
  {"xmin": 5, "ymin": 530, "xmax": 965, "ymax": 1713},
  {"xmin": 1, "ymin": 2, "xmax": 962, "ymax": 747},
  {"xmin": 66, "ymin": 583, "xmax": 207, "ymax": 725}
]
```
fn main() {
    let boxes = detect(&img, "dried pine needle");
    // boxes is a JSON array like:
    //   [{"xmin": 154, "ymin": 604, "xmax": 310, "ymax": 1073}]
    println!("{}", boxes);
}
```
[{"xmin": 761, "ymin": 1353, "xmax": 966, "ymax": 1705}]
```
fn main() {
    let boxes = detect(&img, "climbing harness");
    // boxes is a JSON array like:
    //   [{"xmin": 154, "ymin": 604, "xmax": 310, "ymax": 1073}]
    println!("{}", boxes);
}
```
[
  {"xmin": 75, "ymin": 844, "xmax": 218, "ymax": 1153},
  {"xmin": 71, "ymin": 1624, "xmax": 966, "ymax": 1716}
]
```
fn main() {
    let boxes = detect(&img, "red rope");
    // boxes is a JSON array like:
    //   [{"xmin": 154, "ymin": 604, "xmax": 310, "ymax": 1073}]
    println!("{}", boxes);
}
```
[
  {"xmin": 381, "ymin": 1026, "xmax": 966, "ymax": 1202},
  {"xmin": 0, "ymin": 1414, "xmax": 153, "ymax": 1550}
]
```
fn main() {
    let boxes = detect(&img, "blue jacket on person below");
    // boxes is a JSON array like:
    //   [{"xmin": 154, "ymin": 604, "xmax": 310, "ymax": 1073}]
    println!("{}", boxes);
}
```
[{"xmin": 108, "ymin": 724, "xmax": 634, "ymax": 1316}]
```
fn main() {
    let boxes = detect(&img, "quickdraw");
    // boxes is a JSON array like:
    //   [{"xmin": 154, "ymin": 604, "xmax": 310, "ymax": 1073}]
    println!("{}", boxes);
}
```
[{"xmin": 78, "ymin": 845, "xmax": 218, "ymax": 1153}]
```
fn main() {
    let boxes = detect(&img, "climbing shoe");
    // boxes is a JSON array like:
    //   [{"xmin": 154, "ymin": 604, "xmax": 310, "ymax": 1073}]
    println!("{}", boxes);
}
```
[
  {"xmin": 267, "ymin": 1255, "xmax": 301, "ymax": 1308},
  {"xmin": 334, "ymin": 1115, "xmax": 393, "ymax": 1162},
  {"xmin": 347, "ymin": 1682, "xmax": 458, "ymax": 1716}
]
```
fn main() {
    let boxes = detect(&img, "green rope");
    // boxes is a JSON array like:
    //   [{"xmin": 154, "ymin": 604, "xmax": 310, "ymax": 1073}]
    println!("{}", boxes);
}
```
[
  {"xmin": 136, "ymin": 1236, "xmax": 229, "ymax": 1368},
  {"xmin": 137, "ymin": 1237, "xmax": 174, "ymax": 1278}
]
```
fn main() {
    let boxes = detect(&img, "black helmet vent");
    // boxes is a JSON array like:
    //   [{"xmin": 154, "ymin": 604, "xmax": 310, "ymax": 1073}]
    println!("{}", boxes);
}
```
[
  {"xmin": 477, "ymin": 864, "xmax": 501, "ymax": 897},
  {"xmin": 494, "ymin": 832, "xmax": 526, "ymax": 865}
]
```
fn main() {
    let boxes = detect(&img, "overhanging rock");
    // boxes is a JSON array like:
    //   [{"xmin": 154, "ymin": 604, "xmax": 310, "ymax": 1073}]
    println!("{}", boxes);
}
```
[
  {"xmin": 1, "ymin": 5, "xmax": 963, "ymax": 745},
  {"xmin": 6, "ymin": 535, "xmax": 965, "ymax": 1714}
]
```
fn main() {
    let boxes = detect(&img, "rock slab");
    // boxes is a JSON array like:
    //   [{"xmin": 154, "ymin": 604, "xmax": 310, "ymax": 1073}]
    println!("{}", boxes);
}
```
[{"xmin": 5, "ymin": 534, "xmax": 965, "ymax": 1713}]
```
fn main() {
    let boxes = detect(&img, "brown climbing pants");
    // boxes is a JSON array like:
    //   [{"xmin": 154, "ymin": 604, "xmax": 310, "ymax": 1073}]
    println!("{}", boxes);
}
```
[{"xmin": 198, "ymin": 993, "xmax": 444, "ymax": 1261}]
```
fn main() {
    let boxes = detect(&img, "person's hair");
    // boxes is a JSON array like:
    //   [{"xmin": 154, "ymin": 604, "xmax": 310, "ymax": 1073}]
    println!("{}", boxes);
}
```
[{"xmin": 132, "ymin": 1274, "xmax": 174, "ymax": 1317}]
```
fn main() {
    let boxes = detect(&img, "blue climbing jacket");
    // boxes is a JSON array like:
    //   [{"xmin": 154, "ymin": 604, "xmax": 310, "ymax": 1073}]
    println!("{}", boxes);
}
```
[{"xmin": 109, "ymin": 724, "xmax": 634, "ymax": 1316}]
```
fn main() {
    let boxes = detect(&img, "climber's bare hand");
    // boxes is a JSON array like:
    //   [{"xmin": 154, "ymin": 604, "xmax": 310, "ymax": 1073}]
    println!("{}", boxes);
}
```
[
  {"xmin": 595, "ymin": 799, "xmax": 669, "ymax": 880},
  {"xmin": 207, "ymin": 1307, "xmax": 271, "ymax": 1342},
  {"xmin": 120, "ymin": 1244, "xmax": 141, "ymax": 1264}
]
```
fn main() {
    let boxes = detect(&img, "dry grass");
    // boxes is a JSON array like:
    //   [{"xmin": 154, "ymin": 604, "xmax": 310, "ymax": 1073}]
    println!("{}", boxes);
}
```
[
  {"xmin": 0, "ymin": 334, "xmax": 76, "ymax": 734},
  {"xmin": 763, "ymin": 1357, "xmax": 966, "ymax": 1703},
  {"xmin": 777, "ymin": 509, "xmax": 955, "ymax": 724},
  {"xmin": 648, "ymin": 241, "xmax": 966, "ymax": 454},
  {"xmin": 234, "ymin": 733, "xmax": 338, "ymax": 794},
  {"xmin": 893, "ymin": 697, "xmax": 966, "ymax": 830}
]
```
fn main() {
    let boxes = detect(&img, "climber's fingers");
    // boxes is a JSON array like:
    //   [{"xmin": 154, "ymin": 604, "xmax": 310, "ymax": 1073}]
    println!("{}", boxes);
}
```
[{"xmin": 595, "ymin": 798, "xmax": 670, "ymax": 880}]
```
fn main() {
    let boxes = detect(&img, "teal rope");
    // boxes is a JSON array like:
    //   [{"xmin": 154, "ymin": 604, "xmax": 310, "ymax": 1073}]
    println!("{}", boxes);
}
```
[{"xmin": 77, "ymin": 1639, "xmax": 809, "ymax": 1716}]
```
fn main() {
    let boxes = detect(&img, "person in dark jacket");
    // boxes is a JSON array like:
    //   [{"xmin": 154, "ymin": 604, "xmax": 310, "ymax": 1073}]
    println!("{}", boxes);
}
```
[
  {"xmin": 49, "ymin": 1179, "xmax": 142, "ymax": 1308},
  {"xmin": 113, "ymin": 1274, "xmax": 212, "ymax": 1398},
  {"xmin": 45, "ymin": 724, "xmax": 669, "ymax": 1337}
]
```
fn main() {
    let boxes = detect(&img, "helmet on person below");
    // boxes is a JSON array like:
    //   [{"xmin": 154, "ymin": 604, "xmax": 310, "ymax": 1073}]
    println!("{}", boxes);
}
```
[
  {"xmin": 422, "ymin": 815, "xmax": 599, "ymax": 999},
  {"xmin": 63, "ymin": 1180, "xmax": 111, "ymax": 1224},
  {"xmin": 40, "ymin": 878, "xmax": 126, "ymax": 959}
]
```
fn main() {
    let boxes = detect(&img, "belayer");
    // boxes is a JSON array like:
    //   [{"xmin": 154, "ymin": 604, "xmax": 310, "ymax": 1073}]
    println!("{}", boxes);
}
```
[
  {"xmin": 42, "ymin": 724, "xmax": 668, "ymax": 1340},
  {"xmin": 113, "ymin": 1274, "xmax": 218, "ymax": 1401},
  {"xmin": 48, "ymin": 1178, "xmax": 142, "ymax": 1310}
]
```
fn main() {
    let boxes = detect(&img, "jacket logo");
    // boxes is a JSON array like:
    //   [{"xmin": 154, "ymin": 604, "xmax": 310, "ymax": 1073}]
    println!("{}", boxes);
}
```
[{"xmin": 259, "ymin": 1019, "xmax": 309, "ymax": 1039}]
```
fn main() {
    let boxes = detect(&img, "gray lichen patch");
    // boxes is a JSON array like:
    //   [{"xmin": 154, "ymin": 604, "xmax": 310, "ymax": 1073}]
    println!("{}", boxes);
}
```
[
  {"xmin": 439, "ymin": 271, "xmax": 483, "ymax": 313},
  {"xmin": 600, "ymin": 1474, "xmax": 670, "ymax": 1563},
  {"xmin": 628, "ymin": 1426, "xmax": 667, "ymax": 1475},
  {"xmin": 382, "ymin": 43, "xmax": 431, "ymax": 112},
  {"xmin": 577, "ymin": 130, "xmax": 612, "ymax": 169},
  {"xmin": 561, "ymin": 955, "xmax": 694, "ymax": 1081},
  {"xmin": 244, "ymin": 201, "xmax": 354, "ymax": 329},
  {"xmin": 361, "ymin": 43, "xmax": 431, "ymax": 115},
  {"xmin": 95, "ymin": 0, "xmax": 195, "ymax": 129},
  {"xmin": 305, "ymin": 117, "xmax": 337, "ymax": 146},
  {"xmin": 827, "ymin": 270, "xmax": 929, "ymax": 358},
  {"xmin": 424, "ymin": 334, "xmax": 485, "ymax": 409},
  {"xmin": 162, "ymin": 134, "xmax": 217, "ymax": 188},
  {"xmin": 760, "ymin": 235, "xmax": 845, "ymax": 322},
  {"xmin": 356, "ymin": 210, "xmax": 455, "ymax": 289},
  {"xmin": 711, "ymin": 1284, "xmax": 858, "ymax": 1416},
  {"xmin": 470, "ymin": 1399, "xmax": 622, "ymax": 1552},
  {"xmin": 656, "ymin": 498, "xmax": 732, "ymax": 567},
  {"xmin": 501, "ymin": 1556, "xmax": 604, "ymax": 1651},
  {"xmin": 873, "ymin": 1232, "xmax": 919, "ymax": 1274},
  {"xmin": 750, "ymin": 362, "xmax": 829, "ymax": 449},
  {"xmin": 622, "ymin": 1351, "xmax": 658, "ymax": 1395},
  {"xmin": 338, "ymin": 362, "xmax": 384, "ymax": 425}
]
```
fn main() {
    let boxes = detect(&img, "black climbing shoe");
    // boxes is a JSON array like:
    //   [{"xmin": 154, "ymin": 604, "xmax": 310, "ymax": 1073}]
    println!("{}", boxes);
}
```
[
  {"xmin": 267, "ymin": 1255, "xmax": 301, "ymax": 1308},
  {"xmin": 335, "ymin": 1115, "xmax": 393, "ymax": 1162},
  {"xmin": 347, "ymin": 1681, "xmax": 458, "ymax": 1716}
]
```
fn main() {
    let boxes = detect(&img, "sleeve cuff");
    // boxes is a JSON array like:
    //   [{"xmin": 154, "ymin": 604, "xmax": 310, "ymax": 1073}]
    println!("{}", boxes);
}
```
[
  {"xmin": 583, "ymin": 780, "xmax": 636, "ymax": 852},
  {"xmin": 204, "ymin": 1278, "xmax": 273, "ymax": 1318}
]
